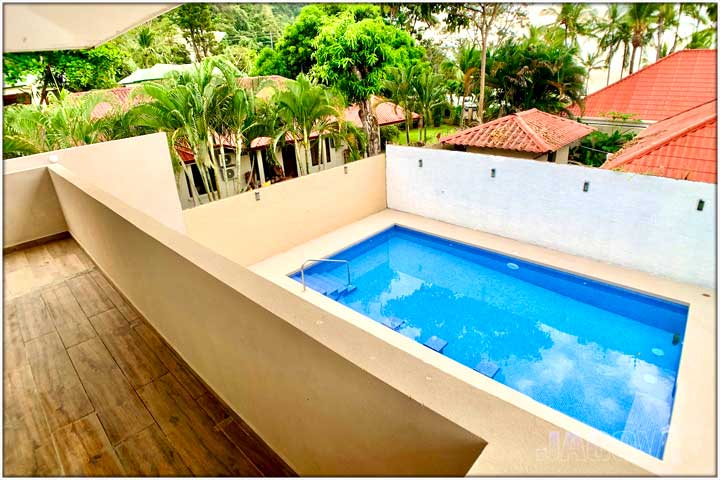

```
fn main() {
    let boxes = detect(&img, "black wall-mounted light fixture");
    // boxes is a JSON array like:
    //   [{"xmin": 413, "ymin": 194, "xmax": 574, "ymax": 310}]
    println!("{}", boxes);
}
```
[
  {"xmin": 255, "ymin": 190, "xmax": 261, "ymax": 201},
  {"xmin": 583, "ymin": 181, "xmax": 590, "ymax": 192},
  {"xmin": 344, "ymin": 165, "xmax": 348, "ymax": 174},
  {"xmin": 418, "ymin": 159, "xmax": 423, "ymax": 168},
  {"xmin": 491, "ymin": 168, "xmax": 496, "ymax": 178},
  {"xmin": 697, "ymin": 199, "xmax": 705, "ymax": 211}
]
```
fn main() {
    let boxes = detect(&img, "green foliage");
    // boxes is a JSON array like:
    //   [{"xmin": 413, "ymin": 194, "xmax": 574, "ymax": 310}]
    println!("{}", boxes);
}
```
[
  {"xmin": 171, "ymin": 4, "xmax": 219, "ymax": 60},
  {"xmin": 379, "ymin": 124, "xmax": 400, "ymax": 144},
  {"xmin": 3, "ymin": 43, "xmax": 131, "ymax": 92},
  {"xmin": 312, "ymin": 9, "xmax": 423, "ymax": 104},
  {"xmin": 485, "ymin": 39, "xmax": 586, "ymax": 117},
  {"xmin": 570, "ymin": 129, "xmax": 636, "ymax": 167},
  {"xmin": 2, "ymin": 90, "xmax": 128, "ymax": 158}
]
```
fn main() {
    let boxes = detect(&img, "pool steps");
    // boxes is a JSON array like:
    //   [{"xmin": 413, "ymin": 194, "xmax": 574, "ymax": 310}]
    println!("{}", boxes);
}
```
[
  {"xmin": 424, "ymin": 336, "xmax": 448, "ymax": 353},
  {"xmin": 474, "ymin": 361, "xmax": 500, "ymax": 379},
  {"xmin": 304, "ymin": 272, "xmax": 355, "ymax": 299}
]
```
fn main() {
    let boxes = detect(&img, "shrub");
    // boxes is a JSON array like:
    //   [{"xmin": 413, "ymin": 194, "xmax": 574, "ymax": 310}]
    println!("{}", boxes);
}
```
[{"xmin": 570, "ymin": 129, "xmax": 636, "ymax": 167}]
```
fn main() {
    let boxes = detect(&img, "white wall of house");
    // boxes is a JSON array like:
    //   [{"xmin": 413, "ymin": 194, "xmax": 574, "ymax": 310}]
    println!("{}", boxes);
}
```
[
  {"xmin": 386, "ymin": 145, "xmax": 716, "ymax": 287},
  {"xmin": 461, "ymin": 145, "xmax": 571, "ymax": 164}
]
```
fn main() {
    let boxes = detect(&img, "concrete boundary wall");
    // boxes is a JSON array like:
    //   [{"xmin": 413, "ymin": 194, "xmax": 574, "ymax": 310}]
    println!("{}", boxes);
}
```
[
  {"xmin": 183, "ymin": 154, "xmax": 387, "ymax": 266},
  {"xmin": 3, "ymin": 167, "xmax": 67, "ymax": 248},
  {"xmin": 47, "ymin": 164, "xmax": 485, "ymax": 476},
  {"xmin": 386, "ymin": 146, "xmax": 716, "ymax": 287},
  {"xmin": 5, "ymin": 133, "xmax": 186, "ymax": 234}
]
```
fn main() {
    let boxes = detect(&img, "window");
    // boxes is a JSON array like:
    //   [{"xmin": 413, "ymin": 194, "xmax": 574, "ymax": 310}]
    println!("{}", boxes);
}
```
[
  {"xmin": 189, "ymin": 163, "xmax": 217, "ymax": 196},
  {"xmin": 547, "ymin": 151, "xmax": 557, "ymax": 163},
  {"xmin": 311, "ymin": 142, "xmax": 319, "ymax": 166},
  {"xmin": 325, "ymin": 138, "xmax": 332, "ymax": 163}
]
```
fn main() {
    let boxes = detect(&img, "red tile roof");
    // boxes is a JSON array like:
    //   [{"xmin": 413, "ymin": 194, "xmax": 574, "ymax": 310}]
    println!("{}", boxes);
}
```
[
  {"xmin": 439, "ymin": 109, "xmax": 595, "ymax": 153},
  {"xmin": 601, "ymin": 100, "xmax": 717, "ymax": 183},
  {"xmin": 571, "ymin": 49, "xmax": 717, "ymax": 121},
  {"xmin": 72, "ymin": 86, "xmax": 140, "ymax": 119},
  {"xmin": 344, "ymin": 96, "xmax": 420, "ymax": 128}
]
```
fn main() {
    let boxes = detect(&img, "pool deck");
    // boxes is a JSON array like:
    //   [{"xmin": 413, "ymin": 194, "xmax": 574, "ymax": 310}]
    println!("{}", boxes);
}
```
[{"xmin": 251, "ymin": 208, "xmax": 716, "ymax": 476}]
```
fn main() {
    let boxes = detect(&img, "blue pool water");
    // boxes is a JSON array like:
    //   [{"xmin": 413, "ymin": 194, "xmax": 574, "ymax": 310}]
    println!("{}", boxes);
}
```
[{"xmin": 290, "ymin": 225, "xmax": 688, "ymax": 459}]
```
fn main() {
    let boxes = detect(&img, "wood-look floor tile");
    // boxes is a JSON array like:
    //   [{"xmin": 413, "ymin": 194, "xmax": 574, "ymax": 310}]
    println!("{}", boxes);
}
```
[
  {"xmin": 15, "ymin": 292, "xmax": 54, "ymax": 342},
  {"xmin": 219, "ymin": 417, "xmax": 296, "ymax": 477},
  {"xmin": 138, "ymin": 374, "xmax": 261, "ymax": 477},
  {"xmin": 52, "ymin": 413, "xmax": 125, "ymax": 476},
  {"xmin": 4, "ymin": 250, "xmax": 29, "ymax": 273},
  {"xmin": 25, "ymin": 332, "xmax": 94, "ymax": 431},
  {"xmin": 25, "ymin": 245, "xmax": 61, "ymax": 288},
  {"xmin": 56, "ymin": 253, "xmax": 89, "ymax": 278},
  {"xmin": 67, "ymin": 337, "xmax": 154, "ymax": 445},
  {"xmin": 89, "ymin": 309, "xmax": 167, "ymax": 388},
  {"xmin": 42, "ymin": 283, "xmax": 96, "ymax": 348},
  {"xmin": 196, "ymin": 393, "xmax": 231, "ymax": 425},
  {"xmin": 3, "ymin": 365, "xmax": 62, "ymax": 476},
  {"xmin": 4, "ymin": 267, "xmax": 36, "ymax": 300},
  {"xmin": 67, "ymin": 273, "xmax": 113, "ymax": 317},
  {"xmin": 133, "ymin": 324, "xmax": 208, "ymax": 399},
  {"xmin": 4, "ymin": 301, "xmax": 28, "ymax": 371},
  {"xmin": 89, "ymin": 270, "xmax": 140, "ymax": 323},
  {"xmin": 3, "ymin": 438, "xmax": 62, "ymax": 476},
  {"xmin": 115, "ymin": 424, "xmax": 192, "ymax": 476}
]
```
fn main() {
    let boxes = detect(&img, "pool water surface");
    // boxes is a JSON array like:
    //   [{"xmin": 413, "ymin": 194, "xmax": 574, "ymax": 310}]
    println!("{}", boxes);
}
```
[{"xmin": 290, "ymin": 225, "xmax": 688, "ymax": 459}]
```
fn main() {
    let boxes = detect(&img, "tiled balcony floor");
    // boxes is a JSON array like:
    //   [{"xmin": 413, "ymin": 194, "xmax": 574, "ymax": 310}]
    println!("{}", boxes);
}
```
[{"xmin": 3, "ymin": 236, "xmax": 295, "ymax": 476}]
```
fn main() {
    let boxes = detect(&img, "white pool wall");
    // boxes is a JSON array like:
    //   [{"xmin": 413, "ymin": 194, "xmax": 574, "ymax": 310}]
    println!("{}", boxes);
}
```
[{"xmin": 386, "ymin": 146, "xmax": 716, "ymax": 288}]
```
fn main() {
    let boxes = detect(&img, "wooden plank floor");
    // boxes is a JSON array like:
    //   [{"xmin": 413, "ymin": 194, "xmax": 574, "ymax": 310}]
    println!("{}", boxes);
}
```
[{"xmin": 3, "ymin": 237, "xmax": 296, "ymax": 477}]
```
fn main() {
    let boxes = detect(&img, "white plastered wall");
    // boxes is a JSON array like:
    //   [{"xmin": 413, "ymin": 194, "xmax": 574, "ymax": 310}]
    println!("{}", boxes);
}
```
[{"xmin": 386, "ymin": 146, "xmax": 716, "ymax": 287}]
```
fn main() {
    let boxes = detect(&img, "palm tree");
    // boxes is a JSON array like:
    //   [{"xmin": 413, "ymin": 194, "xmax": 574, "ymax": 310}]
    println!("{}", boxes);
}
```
[
  {"xmin": 273, "ymin": 74, "xmax": 342, "ymax": 176},
  {"xmin": 382, "ymin": 64, "xmax": 417, "ymax": 144},
  {"xmin": 132, "ymin": 58, "xmax": 226, "ymax": 203},
  {"xmin": 580, "ymin": 50, "xmax": 604, "ymax": 94},
  {"xmin": 595, "ymin": 4, "xmax": 631, "ymax": 85},
  {"xmin": 3, "ymin": 90, "xmax": 117, "ymax": 159},
  {"xmin": 135, "ymin": 26, "xmax": 159, "ymax": 68},
  {"xmin": 654, "ymin": 4, "xmax": 679, "ymax": 60},
  {"xmin": 625, "ymin": 4, "xmax": 658, "ymax": 74},
  {"xmin": 542, "ymin": 4, "xmax": 595, "ymax": 48},
  {"xmin": 410, "ymin": 68, "xmax": 447, "ymax": 143}
]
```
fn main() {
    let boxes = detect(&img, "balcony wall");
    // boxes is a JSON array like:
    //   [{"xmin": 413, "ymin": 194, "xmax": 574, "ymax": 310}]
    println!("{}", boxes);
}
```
[
  {"xmin": 387, "ymin": 145, "xmax": 716, "ymax": 287},
  {"xmin": 1, "ymin": 136, "xmax": 486, "ymax": 475},
  {"xmin": 183, "ymin": 153, "xmax": 388, "ymax": 266}
]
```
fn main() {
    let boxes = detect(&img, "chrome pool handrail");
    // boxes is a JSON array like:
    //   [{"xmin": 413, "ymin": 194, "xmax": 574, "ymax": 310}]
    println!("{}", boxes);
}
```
[{"xmin": 300, "ymin": 258, "xmax": 351, "ymax": 291}]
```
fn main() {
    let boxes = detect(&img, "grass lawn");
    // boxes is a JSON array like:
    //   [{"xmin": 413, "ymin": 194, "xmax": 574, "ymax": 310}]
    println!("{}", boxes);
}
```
[{"xmin": 390, "ymin": 124, "xmax": 460, "ymax": 146}]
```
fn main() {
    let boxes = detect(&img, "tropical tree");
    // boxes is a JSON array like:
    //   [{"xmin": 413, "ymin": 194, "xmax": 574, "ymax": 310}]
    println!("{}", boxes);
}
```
[
  {"xmin": 131, "ymin": 58, "xmax": 226, "ymax": 203},
  {"xmin": 272, "ymin": 74, "xmax": 343, "ymax": 176},
  {"xmin": 171, "ymin": 3, "xmax": 219, "ymax": 61},
  {"xmin": 410, "ymin": 68, "xmax": 447, "ymax": 143},
  {"xmin": 625, "ymin": 4, "xmax": 658, "ymax": 74},
  {"xmin": 485, "ymin": 39, "xmax": 586, "ymax": 117},
  {"xmin": 579, "ymin": 50, "xmax": 605, "ymax": 94},
  {"xmin": 541, "ymin": 4, "xmax": 596, "ymax": 48},
  {"xmin": 3, "ymin": 90, "xmax": 118, "ymax": 158},
  {"xmin": 312, "ymin": 8, "xmax": 422, "ymax": 156},
  {"xmin": 382, "ymin": 64, "xmax": 417, "ymax": 144},
  {"xmin": 595, "ymin": 4, "xmax": 632, "ymax": 84},
  {"xmin": 444, "ymin": 4, "xmax": 527, "ymax": 122},
  {"xmin": 653, "ymin": 4, "xmax": 679, "ymax": 60},
  {"xmin": 135, "ymin": 26, "xmax": 159, "ymax": 68}
]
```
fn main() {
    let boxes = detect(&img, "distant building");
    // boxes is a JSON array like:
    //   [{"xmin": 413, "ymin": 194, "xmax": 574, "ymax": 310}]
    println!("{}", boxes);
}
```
[
  {"xmin": 571, "ymin": 50, "xmax": 717, "ymax": 133},
  {"xmin": 602, "ymin": 100, "xmax": 717, "ymax": 183},
  {"xmin": 438, "ymin": 108, "xmax": 595, "ymax": 164}
]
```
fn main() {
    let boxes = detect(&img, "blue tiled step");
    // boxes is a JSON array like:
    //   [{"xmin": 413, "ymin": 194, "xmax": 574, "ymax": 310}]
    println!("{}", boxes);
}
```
[
  {"xmin": 305, "ymin": 273, "xmax": 355, "ymax": 299},
  {"xmin": 620, "ymin": 393, "xmax": 670, "ymax": 458},
  {"xmin": 474, "ymin": 361, "xmax": 500, "ymax": 378}
]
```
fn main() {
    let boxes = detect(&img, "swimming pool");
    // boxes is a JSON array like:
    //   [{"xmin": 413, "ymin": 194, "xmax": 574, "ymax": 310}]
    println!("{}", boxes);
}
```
[{"xmin": 290, "ymin": 225, "xmax": 688, "ymax": 459}]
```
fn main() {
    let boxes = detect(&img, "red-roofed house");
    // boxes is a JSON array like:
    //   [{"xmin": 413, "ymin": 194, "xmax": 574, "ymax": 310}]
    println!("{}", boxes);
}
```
[
  {"xmin": 439, "ymin": 109, "xmax": 595, "ymax": 164},
  {"xmin": 601, "ymin": 100, "xmax": 717, "ymax": 183},
  {"xmin": 70, "ymin": 78, "xmax": 418, "ymax": 207},
  {"xmin": 571, "ymin": 50, "xmax": 717, "ymax": 130}
]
